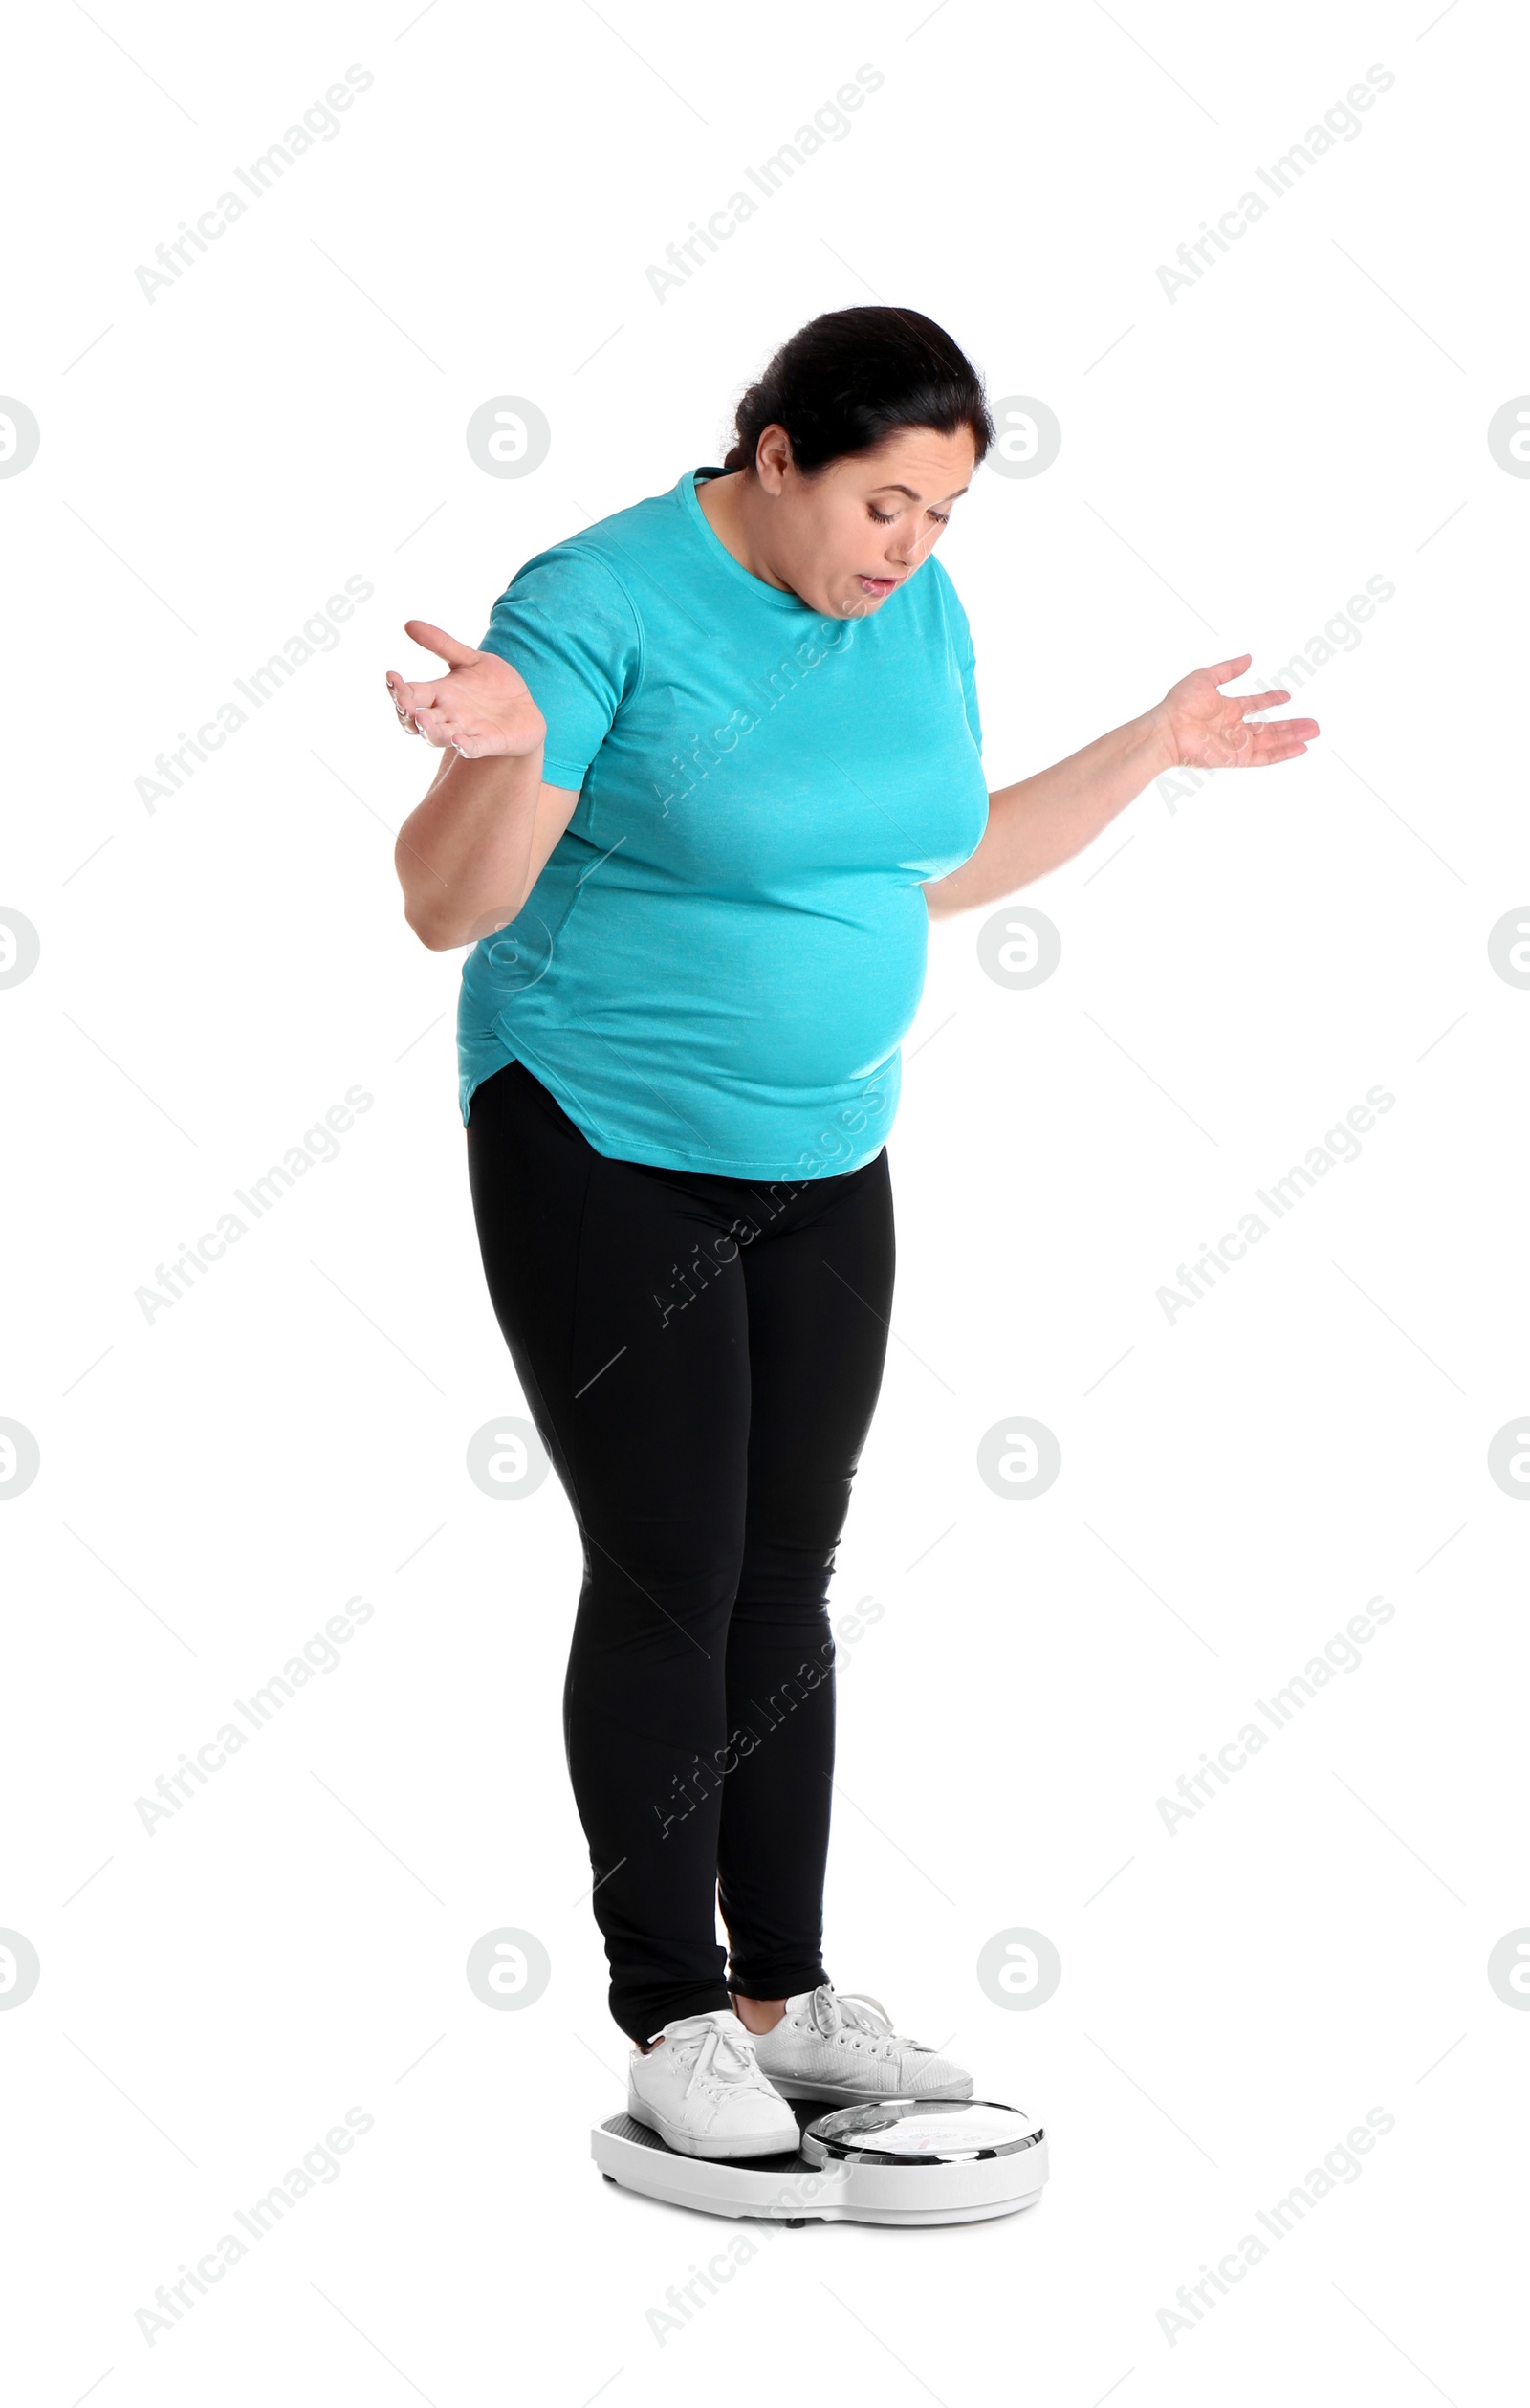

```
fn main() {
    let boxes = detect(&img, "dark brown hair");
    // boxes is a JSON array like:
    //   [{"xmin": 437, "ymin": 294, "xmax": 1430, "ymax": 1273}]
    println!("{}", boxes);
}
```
[{"xmin": 720, "ymin": 306, "xmax": 994, "ymax": 476}]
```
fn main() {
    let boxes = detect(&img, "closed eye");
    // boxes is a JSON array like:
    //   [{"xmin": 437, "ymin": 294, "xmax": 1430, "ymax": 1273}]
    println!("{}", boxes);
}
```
[{"xmin": 868, "ymin": 504, "xmax": 950, "ymax": 526}]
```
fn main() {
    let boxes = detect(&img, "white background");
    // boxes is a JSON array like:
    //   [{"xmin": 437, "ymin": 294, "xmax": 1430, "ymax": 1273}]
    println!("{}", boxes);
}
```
[{"xmin": 3, "ymin": 0, "xmax": 1526, "ymax": 2399}]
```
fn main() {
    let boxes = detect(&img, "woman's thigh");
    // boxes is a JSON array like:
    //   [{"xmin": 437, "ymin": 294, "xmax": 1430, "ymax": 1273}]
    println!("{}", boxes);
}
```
[
  {"xmin": 465, "ymin": 1062, "xmax": 754, "ymax": 1618},
  {"xmin": 734, "ymin": 1149, "xmax": 896, "ymax": 1599},
  {"xmin": 467, "ymin": 1064, "xmax": 894, "ymax": 1622}
]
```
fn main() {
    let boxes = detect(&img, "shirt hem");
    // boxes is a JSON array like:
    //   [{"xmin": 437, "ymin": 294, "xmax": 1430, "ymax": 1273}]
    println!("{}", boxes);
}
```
[
  {"xmin": 460, "ymin": 1035, "xmax": 889, "ymax": 1179},
  {"xmin": 565, "ymin": 1133, "xmax": 889, "ymax": 1181}
]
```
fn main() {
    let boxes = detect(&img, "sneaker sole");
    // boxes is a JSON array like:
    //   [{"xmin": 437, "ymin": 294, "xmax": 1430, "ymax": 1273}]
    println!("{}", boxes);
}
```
[
  {"xmin": 760, "ymin": 2074, "xmax": 975, "ymax": 2105},
  {"xmin": 625, "ymin": 2091, "xmax": 800, "ymax": 2160}
]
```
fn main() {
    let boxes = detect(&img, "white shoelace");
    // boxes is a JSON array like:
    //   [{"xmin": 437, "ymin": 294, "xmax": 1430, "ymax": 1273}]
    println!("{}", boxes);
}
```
[
  {"xmin": 666, "ymin": 2015, "xmax": 770, "ymax": 2099},
  {"xmin": 803, "ymin": 1985, "xmax": 921, "ymax": 2050}
]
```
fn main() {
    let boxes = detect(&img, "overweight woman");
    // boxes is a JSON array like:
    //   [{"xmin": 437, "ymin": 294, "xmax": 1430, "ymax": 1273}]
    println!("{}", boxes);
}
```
[{"xmin": 388, "ymin": 306, "xmax": 1317, "ymax": 2162}]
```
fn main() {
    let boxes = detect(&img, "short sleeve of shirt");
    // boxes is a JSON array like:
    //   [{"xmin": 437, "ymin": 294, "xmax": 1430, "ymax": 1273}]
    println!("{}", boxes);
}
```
[
  {"xmin": 479, "ymin": 546, "xmax": 645, "ymax": 791},
  {"xmin": 929, "ymin": 557, "xmax": 981, "ymax": 755},
  {"xmin": 959, "ymin": 621, "xmax": 982, "ymax": 755}
]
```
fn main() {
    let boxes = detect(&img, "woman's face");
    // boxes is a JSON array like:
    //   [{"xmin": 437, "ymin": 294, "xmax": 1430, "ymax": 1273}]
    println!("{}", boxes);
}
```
[{"xmin": 754, "ymin": 423, "xmax": 977, "ymax": 620}]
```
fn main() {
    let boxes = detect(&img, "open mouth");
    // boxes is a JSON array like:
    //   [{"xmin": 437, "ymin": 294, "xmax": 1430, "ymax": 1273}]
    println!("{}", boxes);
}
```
[{"xmin": 856, "ymin": 574, "xmax": 901, "ymax": 596}]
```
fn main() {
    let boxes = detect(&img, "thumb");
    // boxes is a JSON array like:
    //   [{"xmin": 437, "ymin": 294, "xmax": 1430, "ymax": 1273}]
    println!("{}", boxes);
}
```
[{"xmin": 403, "ymin": 618, "xmax": 482, "ymax": 670}]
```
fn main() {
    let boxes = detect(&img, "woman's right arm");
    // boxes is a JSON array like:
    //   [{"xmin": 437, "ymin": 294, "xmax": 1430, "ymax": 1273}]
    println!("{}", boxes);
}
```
[{"xmin": 387, "ymin": 619, "xmax": 580, "ymax": 952}]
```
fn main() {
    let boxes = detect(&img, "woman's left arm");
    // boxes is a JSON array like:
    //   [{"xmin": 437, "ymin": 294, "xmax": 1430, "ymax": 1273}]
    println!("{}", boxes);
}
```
[{"xmin": 924, "ymin": 652, "xmax": 1320, "ymax": 920}]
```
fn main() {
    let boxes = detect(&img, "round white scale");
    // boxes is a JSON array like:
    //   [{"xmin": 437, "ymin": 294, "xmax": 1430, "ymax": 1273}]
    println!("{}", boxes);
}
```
[{"xmin": 592, "ymin": 2095, "xmax": 1048, "ymax": 2226}]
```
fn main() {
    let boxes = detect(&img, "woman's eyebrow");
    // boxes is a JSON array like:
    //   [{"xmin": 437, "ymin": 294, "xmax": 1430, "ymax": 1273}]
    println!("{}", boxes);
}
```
[{"xmin": 868, "ymin": 482, "xmax": 973, "ymax": 502}]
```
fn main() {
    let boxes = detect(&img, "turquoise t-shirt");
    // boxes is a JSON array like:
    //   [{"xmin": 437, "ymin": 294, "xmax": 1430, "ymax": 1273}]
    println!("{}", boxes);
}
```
[{"xmin": 456, "ymin": 465, "xmax": 988, "ymax": 1179}]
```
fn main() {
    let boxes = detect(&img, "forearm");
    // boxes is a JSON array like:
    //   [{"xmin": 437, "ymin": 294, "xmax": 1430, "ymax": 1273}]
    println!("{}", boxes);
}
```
[
  {"xmin": 926, "ymin": 705, "xmax": 1172, "ymax": 918},
  {"xmin": 394, "ymin": 742, "xmax": 546, "ymax": 951}
]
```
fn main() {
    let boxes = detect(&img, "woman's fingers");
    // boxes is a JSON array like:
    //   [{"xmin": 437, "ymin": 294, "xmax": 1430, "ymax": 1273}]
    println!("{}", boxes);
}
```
[
  {"xmin": 403, "ymin": 619, "xmax": 482, "ymax": 670},
  {"xmin": 385, "ymin": 671, "xmax": 430, "ymax": 722},
  {"xmin": 1249, "ymin": 717, "xmax": 1320, "ymax": 747},
  {"xmin": 385, "ymin": 682, "xmax": 422, "ymax": 736},
  {"xmin": 386, "ymin": 677, "xmax": 440, "ymax": 738},
  {"xmin": 1243, "ymin": 730, "xmax": 1314, "ymax": 764},
  {"xmin": 409, "ymin": 703, "xmax": 458, "ymax": 745},
  {"xmin": 387, "ymin": 670, "xmax": 465, "ymax": 739}
]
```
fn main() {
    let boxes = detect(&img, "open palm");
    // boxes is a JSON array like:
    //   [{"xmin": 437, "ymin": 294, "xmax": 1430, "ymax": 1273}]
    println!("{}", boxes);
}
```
[
  {"xmin": 384, "ymin": 620, "xmax": 546, "ymax": 759},
  {"xmin": 1162, "ymin": 653, "xmax": 1319, "ymax": 770}
]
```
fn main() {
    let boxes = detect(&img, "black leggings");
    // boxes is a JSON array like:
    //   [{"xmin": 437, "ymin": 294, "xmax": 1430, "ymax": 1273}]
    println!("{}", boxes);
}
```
[{"xmin": 465, "ymin": 1060, "xmax": 894, "ymax": 2043}]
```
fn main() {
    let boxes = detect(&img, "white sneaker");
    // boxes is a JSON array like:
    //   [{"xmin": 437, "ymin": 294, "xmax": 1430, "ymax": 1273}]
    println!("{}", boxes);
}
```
[
  {"xmin": 750, "ymin": 1984, "xmax": 973, "ymax": 2105},
  {"xmin": 626, "ymin": 2009, "xmax": 801, "ymax": 2159}
]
